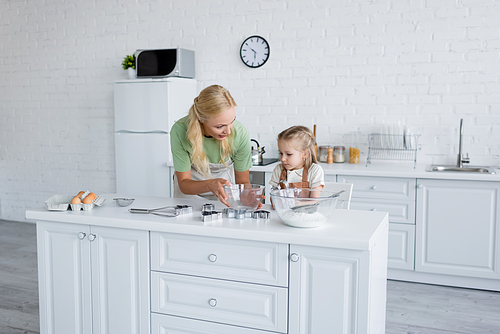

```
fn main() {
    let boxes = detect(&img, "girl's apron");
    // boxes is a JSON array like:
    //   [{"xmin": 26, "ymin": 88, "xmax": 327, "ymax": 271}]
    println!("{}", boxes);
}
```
[
  {"xmin": 173, "ymin": 159, "xmax": 235, "ymax": 201},
  {"xmin": 273, "ymin": 165, "xmax": 310, "ymax": 209},
  {"xmin": 279, "ymin": 165, "xmax": 310, "ymax": 189}
]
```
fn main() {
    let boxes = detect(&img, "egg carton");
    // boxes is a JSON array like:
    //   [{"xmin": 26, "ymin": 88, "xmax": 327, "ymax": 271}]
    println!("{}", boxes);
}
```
[{"xmin": 45, "ymin": 194, "xmax": 106, "ymax": 211}]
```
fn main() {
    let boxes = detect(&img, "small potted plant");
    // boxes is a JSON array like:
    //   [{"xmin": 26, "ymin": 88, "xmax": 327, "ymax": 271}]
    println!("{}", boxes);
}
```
[{"xmin": 122, "ymin": 54, "xmax": 136, "ymax": 79}]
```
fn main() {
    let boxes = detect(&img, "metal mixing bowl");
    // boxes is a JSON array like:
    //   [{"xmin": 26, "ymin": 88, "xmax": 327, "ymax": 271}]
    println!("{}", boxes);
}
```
[
  {"xmin": 223, "ymin": 184, "xmax": 264, "ymax": 210},
  {"xmin": 270, "ymin": 189, "xmax": 339, "ymax": 228},
  {"xmin": 114, "ymin": 198, "xmax": 135, "ymax": 207}
]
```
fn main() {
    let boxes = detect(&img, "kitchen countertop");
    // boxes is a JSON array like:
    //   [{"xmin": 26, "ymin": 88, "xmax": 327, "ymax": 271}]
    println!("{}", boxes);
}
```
[
  {"xmin": 26, "ymin": 194, "xmax": 388, "ymax": 251},
  {"xmin": 251, "ymin": 161, "xmax": 500, "ymax": 181}
]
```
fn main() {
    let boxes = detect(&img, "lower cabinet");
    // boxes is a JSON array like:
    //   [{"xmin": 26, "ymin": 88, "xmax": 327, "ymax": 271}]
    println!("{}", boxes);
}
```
[
  {"xmin": 36, "ymin": 221, "xmax": 150, "ymax": 334},
  {"xmin": 416, "ymin": 179, "xmax": 500, "ymax": 280},
  {"xmin": 150, "ymin": 232, "xmax": 387, "ymax": 334},
  {"xmin": 387, "ymin": 223, "xmax": 415, "ymax": 270}
]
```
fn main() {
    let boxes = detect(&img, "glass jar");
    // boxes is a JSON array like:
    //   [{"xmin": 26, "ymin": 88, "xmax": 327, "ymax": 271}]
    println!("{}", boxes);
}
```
[
  {"xmin": 318, "ymin": 146, "xmax": 332, "ymax": 163},
  {"xmin": 333, "ymin": 146, "xmax": 345, "ymax": 163}
]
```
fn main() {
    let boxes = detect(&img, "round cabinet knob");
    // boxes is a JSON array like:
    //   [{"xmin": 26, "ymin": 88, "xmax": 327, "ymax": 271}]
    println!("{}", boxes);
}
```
[
  {"xmin": 78, "ymin": 232, "xmax": 86, "ymax": 240},
  {"xmin": 290, "ymin": 253, "xmax": 299, "ymax": 262},
  {"xmin": 417, "ymin": 184, "xmax": 423, "ymax": 189},
  {"xmin": 371, "ymin": 185, "xmax": 377, "ymax": 190},
  {"xmin": 208, "ymin": 254, "xmax": 217, "ymax": 262},
  {"xmin": 208, "ymin": 298, "xmax": 217, "ymax": 307},
  {"xmin": 88, "ymin": 234, "xmax": 96, "ymax": 242},
  {"xmin": 371, "ymin": 208, "xmax": 377, "ymax": 211}
]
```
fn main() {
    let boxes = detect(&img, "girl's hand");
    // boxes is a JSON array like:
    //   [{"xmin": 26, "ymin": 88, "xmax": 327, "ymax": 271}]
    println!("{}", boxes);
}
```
[{"xmin": 206, "ymin": 178, "xmax": 231, "ymax": 207}]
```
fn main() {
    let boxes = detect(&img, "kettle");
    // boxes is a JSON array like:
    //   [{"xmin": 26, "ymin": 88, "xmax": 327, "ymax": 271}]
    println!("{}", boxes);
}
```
[{"xmin": 251, "ymin": 139, "xmax": 265, "ymax": 164}]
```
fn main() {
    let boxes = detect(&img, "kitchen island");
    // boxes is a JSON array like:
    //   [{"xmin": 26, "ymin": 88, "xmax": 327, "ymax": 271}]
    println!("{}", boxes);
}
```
[{"xmin": 26, "ymin": 194, "xmax": 388, "ymax": 334}]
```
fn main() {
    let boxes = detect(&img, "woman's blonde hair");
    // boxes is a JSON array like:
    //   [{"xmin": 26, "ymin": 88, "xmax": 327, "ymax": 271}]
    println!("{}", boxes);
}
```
[
  {"xmin": 277, "ymin": 125, "xmax": 318, "ymax": 169},
  {"xmin": 187, "ymin": 85, "xmax": 237, "ymax": 178}
]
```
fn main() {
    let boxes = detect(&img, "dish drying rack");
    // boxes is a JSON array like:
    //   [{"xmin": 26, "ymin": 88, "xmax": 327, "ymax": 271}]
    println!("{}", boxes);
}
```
[{"xmin": 366, "ymin": 133, "xmax": 420, "ymax": 168}]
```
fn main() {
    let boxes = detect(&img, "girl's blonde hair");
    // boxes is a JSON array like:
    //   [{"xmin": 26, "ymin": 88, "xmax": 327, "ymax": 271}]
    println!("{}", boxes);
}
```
[
  {"xmin": 277, "ymin": 125, "xmax": 318, "ymax": 169},
  {"xmin": 187, "ymin": 85, "xmax": 237, "ymax": 178}
]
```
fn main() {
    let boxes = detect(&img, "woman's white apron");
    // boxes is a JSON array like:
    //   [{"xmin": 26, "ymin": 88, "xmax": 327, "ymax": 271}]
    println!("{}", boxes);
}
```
[{"xmin": 173, "ymin": 159, "xmax": 235, "ymax": 201}]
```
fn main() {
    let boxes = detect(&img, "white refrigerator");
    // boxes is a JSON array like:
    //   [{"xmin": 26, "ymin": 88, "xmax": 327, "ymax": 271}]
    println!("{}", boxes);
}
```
[{"xmin": 114, "ymin": 77, "xmax": 197, "ymax": 197}]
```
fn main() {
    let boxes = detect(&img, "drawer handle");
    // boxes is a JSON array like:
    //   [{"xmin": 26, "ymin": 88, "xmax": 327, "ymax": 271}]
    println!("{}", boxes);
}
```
[
  {"xmin": 208, "ymin": 254, "xmax": 217, "ymax": 262},
  {"xmin": 290, "ymin": 253, "xmax": 299, "ymax": 262},
  {"xmin": 208, "ymin": 298, "xmax": 217, "ymax": 307},
  {"xmin": 371, "ymin": 185, "xmax": 377, "ymax": 190},
  {"xmin": 78, "ymin": 232, "xmax": 86, "ymax": 240},
  {"xmin": 371, "ymin": 208, "xmax": 377, "ymax": 211}
]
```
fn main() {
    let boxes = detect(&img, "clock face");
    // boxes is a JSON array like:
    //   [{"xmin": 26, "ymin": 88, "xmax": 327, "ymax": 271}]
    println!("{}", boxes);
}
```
[{"xmin": 240, "ymin": 36, "xmax": 270, "ymax": 68}]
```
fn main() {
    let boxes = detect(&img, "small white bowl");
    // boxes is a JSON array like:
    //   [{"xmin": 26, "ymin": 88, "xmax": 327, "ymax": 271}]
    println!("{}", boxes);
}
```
[{"xmin": 114, "ymin": 198, "xmax": 135, "ymax": 207}]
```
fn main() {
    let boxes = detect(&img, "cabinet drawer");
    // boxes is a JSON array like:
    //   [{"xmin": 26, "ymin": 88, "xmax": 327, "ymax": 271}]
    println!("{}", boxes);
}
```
[
  {"xmin": 350, "ymin": 199, "xmax": 415, "ymax": 224},
  {"xmin": 338, "ymin": 175, "xmax": 416, "ymax": 200},
  {"xmin": 151, "ymin": 232, "xmax": 288, "ymax": 287},
  {"xmin": 151, "ymin": 272, "xmax": 288, "ymax": 333},
  {"xmin": 152, "ymin": 313, "xmax": 274, "ymax": 334},
  {"xmin": 388, "ymin": 223, "xmax": 415, "ymax": 270}
]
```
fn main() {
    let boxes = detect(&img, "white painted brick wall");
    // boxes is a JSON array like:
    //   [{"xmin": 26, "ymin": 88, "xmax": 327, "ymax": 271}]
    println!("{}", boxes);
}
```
[{"xmin": 1, "ymin": 0, "xmax": 499, "ymax": 222}]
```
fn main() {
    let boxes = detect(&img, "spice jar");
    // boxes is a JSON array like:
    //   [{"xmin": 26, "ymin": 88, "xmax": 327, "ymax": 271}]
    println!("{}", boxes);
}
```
[
  {"xmin": 318, "ymin": 146, "xmax": 332, "ymax": 163},
  {"xmin": 333, "ymin": 146, "xmax": 345, "ymax": 163}
]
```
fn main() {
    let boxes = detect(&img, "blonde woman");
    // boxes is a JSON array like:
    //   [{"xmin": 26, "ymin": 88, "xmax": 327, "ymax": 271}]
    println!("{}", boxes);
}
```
[{"xmin": 170, "ymin": 85, "xmax": 253, "ymax": 206}]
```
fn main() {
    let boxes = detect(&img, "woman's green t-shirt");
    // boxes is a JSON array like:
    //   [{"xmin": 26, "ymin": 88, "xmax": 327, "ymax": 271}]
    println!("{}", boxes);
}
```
[{"xmin": 170, "ymin": 115, "xmax": 253, "ymax": 173}]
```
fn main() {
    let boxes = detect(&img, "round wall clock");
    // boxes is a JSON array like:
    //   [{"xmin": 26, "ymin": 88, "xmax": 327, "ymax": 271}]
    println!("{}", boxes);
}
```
[{"xmin": 240, "ymin": 35, "xmax": 270, "ymax": 68}]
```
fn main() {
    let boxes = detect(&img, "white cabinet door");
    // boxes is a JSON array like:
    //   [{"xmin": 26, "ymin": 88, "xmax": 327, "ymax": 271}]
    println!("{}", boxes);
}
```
[
  {"xmin": 37, "ymin": 222, "xmax": 150, "ymax": 334},
  {"xmin": 288, "ymin": 245, "xmax": 361, "ymax": 334},
  {"xmin": 91, "ymin": 226, "xmax": 150, "ymax": 334},
  {"xmin": 37, "ymin": 222, "xmax": 92, "ymax": 334},
  {"xmin": 416, "ymin": 179, "xmax": 500, "ymax": 279},
  {"xmin": 388, "ymin": 223, "xmax": 415, "ymax": 270}
]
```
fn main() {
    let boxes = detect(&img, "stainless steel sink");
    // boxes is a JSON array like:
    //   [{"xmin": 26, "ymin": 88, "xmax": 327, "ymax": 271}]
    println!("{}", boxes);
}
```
[{"xmin": 426, "ymin": 165, "xmax": 496, "ymax": 174}]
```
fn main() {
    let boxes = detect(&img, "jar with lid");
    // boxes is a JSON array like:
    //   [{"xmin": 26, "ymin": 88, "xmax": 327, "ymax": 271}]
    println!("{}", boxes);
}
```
[
  {"xmin": 318, "ymin": 145, "xmax": 332, "ymax": 163},
  {"xmin": 333, "ymin": 146, "xmax": 345, "ymax": 163}
]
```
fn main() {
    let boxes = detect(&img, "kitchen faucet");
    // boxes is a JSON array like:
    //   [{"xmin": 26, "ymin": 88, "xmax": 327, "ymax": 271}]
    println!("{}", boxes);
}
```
[{"xmin": 456, "ymin": 118, "xmax": 470, "ymax": 168}]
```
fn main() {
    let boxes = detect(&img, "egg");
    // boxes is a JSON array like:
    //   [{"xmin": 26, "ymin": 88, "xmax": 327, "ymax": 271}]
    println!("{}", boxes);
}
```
[
  {"xmin": 82, "ymin": 192, "xmax": 97, "ymax": 204},
  {"xmin": 70, "ymin": 196, "xmax": 82, "ymax": 204},
  {"xmin": 76, "ymin": 191, "xmax": 85, "ymax": 197}
]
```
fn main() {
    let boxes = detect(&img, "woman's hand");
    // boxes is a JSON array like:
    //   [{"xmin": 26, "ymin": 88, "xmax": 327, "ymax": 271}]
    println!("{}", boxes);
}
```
[{"xmin": 206, "ymin": 178, "xmax": 232, "ymax": 207}]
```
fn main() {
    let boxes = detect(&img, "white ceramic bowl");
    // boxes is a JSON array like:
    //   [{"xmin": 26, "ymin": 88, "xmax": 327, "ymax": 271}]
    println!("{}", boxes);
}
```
[
  {"xmin": 114, "ymin": 198, "xmax": 135, "ymax": 207},
  {"xmin": 270, "ymin": 188, "xmax": 339, "ymax": 228},
  {"xmin": 223, "ymin": 184, "xmax": 265, "ymax": 210}
]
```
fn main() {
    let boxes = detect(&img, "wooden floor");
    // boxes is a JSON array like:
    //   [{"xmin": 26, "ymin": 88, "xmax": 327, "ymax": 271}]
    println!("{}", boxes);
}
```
[{"xmin": 1, "ymin": 220, "xmax": 500, "ymax": 334}]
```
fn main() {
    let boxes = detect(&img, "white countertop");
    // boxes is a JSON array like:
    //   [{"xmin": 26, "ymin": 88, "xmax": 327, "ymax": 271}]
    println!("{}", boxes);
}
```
[
  {"xmin": 26, "ymin": 194, "xmax": 388, "ymax": 251},
  {"xmin": 251, "ymin": 161, "xmax": 500, "ymax": 181}
]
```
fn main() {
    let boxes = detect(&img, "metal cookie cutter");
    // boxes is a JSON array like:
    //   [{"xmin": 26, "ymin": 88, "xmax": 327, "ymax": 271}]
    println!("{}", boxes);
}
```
[
  {"xmin": 175, "ymin": 205, "xmax": 193, "ymax": 214},
  {"xmin": 252, "ymin": 210, "xmax": 270, "ymax": 220},
  {"xmin": 202, "ymin": 203, "xmax": 215, "ymax": 212},
  {"xmin": 129, "ymin": 206, "xmax": 180, "ymax": 218},
  {"xmin": 201, "ymin": 211, "xmax": 212, "ymax": 222},
  {"xmin": 222, "ymin": 208, "xmax": 235, "ymax": 218},
  {"xmin": 201, "ymin": 210, "xmax": 222, "ymax": 222},
  {"xmin": 235, "ymin": 209, "xmax": 247, "ymax": 220}
]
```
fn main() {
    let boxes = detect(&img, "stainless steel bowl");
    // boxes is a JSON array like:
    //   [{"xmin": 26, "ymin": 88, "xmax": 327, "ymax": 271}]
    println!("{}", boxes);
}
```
[{"xmin": 114, "ymin": 198, "xmax": 135, "ymax": 207}]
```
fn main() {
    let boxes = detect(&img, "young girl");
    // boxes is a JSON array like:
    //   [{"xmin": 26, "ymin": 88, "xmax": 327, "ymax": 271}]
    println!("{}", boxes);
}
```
[{"xmin": 269, "ymin": 125, "xmax": 325, "ymax": 191}]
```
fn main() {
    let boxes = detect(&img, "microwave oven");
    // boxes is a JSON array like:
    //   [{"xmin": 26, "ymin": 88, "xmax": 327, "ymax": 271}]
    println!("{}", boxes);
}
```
[{"xmin": 135, "ymin": 48, "xmax": 195, "ymax": 78}]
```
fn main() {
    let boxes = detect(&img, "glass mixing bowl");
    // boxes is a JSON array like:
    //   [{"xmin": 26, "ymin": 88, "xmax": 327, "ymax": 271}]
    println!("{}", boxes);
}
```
[
  {"xmin": 223, "ymin": 184, "xmax": 265, "ymax": 210},
  {"xmin": 270, "ymin": 188, "xmax": 339, "ymax": 228}
]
